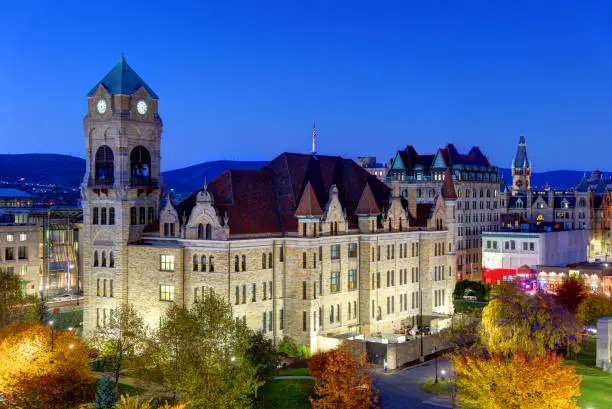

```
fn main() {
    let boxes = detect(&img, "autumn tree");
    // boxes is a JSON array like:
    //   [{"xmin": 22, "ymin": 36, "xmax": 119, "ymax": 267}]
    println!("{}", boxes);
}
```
[
  {"xmin": 480, "ymin": 285, "xmax": 581, "ymax": 355},
  {"xmin": 90, "ymin": 303, "xmax": 149, "ymax": 388},
  {"xmin": 0, "ymin": 323, "xmax": 95, "ymax": 408},
  {"xmin": 452, "ymin": 351, "xmax": 581, "ymax": 409},
  {"xmin": 308, "ymin": 349, "xmax": 332, "ymax": 379},
  {"xmin": 554, "ymin": 276, "xmax": 588, "ymax": 313},
  {"xmin": 114, "ymin": 396, "xmax": 189, "ymax": 409},
  {"xmin": 309, "ymin": 343, "xmax": 379, "ymax": 409},
  {"xmin": 577, "ymin": 293, "xmax": 612, "ymax": 326},
  {"xmin": 147, "ymin": 291, "xmax": 260, "ymax": 408}
]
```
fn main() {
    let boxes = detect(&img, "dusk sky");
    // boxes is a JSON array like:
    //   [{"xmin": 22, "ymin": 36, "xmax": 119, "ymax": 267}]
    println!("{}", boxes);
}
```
[{"xmin": 2, "ymin": 1, "xmax": 612, "ymax": 171}]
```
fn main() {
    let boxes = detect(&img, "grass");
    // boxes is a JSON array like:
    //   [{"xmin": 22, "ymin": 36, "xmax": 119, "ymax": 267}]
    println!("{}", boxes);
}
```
[
  {"xmin": 420, "ymin": 379, "xmax": 452, "ymax": 397},
  {"xmin": 50, "ymin": 309, "xmax": 83, "ymax": 330},
  {"xmin": 277, "ymin": 367, "xmax": 310, "ymax": 377},
  {"xmin": 453, "ymin": 299, "xmax": 487, "ymax": 313},
  {"xmin": 572, "ymin": 337, "xmax": 612, "ymax": 409},
  {"xmin": 255, "ymin": 379, "xmax": 314, "ymax": 409},
  {"xmin": 118, "ymin": 382, "xmax": 145, "ymax": 396}
]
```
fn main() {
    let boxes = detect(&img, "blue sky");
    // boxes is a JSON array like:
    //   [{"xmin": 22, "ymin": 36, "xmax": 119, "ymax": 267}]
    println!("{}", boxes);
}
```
[{"xmin": 1, "ymin": 1, "xmax": 612, "ymax": 171}]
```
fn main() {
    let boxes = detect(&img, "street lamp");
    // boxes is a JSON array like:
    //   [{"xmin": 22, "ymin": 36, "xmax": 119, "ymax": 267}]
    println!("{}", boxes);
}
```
[
  {"xmin": 48, "ymin": 320, "xmax": 55, "ymax": 352},
  {"xmin": 441, "ymin": 369, "xmax": 446, "ymax": 381},
  {"xmin": 434, "ymin": 346, "xmax": 439, "ymax": 384}
]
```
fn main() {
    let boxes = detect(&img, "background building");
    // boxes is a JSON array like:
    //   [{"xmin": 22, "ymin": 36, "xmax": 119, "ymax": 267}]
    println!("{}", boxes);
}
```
[
  {"xmin": 538, "ymin": 261, "xmax": 612, "ymax": 294},
  {"xmin": 386, "ymin": 144, "xmax": 501, "ymax": 280},
  {"xmin": 356, "ymin": 156, "xmax": 389, "ymax": 182}
]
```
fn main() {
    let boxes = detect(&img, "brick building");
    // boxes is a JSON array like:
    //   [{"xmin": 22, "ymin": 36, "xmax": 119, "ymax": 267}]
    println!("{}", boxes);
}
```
[{"xmin": 81, "ymin": 57, "xmax": 457, "ymax": 351}]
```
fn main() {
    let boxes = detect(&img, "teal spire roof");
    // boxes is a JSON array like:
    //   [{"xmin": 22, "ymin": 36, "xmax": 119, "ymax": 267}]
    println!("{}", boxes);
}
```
[
  {"xmin": 513, "ymin": 134, "xmax": 529, "ymax": 169},
  {"xmin": 87, "ymin": 54, "xmax": 159, "ymax": 99}
]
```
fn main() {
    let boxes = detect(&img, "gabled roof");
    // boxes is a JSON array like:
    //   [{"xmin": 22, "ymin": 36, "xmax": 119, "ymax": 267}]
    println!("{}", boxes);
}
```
[
  {"xmin": 441, "ymin": 172, "xmax": 457, "ymax": 200},
  {"xmin": 87, "ymin": 54, "xmax": 159, "ymax": 98},
  {"xmin": 391, "ymin": 144, "xmax": 492, "ymax": 174},
  {"xmin": 355, "ymin": 183, "xmax": 380, "ymax": 215},
  {"xmin": 295, "ymin": 181, "xmax": 323, "ymax": 217}
]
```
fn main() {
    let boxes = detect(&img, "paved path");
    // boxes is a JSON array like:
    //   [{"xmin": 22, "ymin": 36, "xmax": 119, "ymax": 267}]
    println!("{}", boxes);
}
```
[
  {"xmin": 274, "ymin": 375, "xmax": 314, "ymax": 380},
  {"xmin": 374, "ymin": 359, "xmax": 455, "ymax": 409}
]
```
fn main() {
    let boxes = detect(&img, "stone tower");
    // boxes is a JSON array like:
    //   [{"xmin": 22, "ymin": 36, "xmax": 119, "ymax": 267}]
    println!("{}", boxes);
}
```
[
  {"xmin": 511, "ymin": 135, "xmax": 531, "ymax": 195},
  {"xmin": 81, "ymin": 55, "xmax": 162, "ymax": 333}
]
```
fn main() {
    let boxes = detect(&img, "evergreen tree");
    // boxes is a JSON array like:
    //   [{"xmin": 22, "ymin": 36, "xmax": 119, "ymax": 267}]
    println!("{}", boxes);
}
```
[
  {"xmin": 38, "ymin": 296, "xmax": 51, "ymax": 323},
  {"xmin": 94, "ymin": 374, "xmax": 117, "ymax": 409}
]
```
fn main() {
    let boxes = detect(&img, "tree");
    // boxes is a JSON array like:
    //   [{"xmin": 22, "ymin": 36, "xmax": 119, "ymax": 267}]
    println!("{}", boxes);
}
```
[
  {"xmin": 452, "ymin": 351, "xmax": 581, "ymax": 409},
  {"xmin": 114, "ymin": 396, "xmax": 189, "ymax": 409},
  {"xmin": 0, "ymin": 268, "xmax": 39, "ymax": 328},
  {"xmin": 577, "ymin": 294, "xmax": 612, "ymax": 326},
  {"xmin": 38, "ymin": 295, "xmax": 52, "ymax": 323},
  {"xmin": 454, "ymin": 280, "xmax": 491, "ymax": 301},
  {"xmin": 554, "ymin": 276, "xmax": 588, "ymax": 313},
  {"xmin": 94, "ymin": 374, "xmax": 118, "ymax": 409},
  {"xmin": 480, "ymin": 286, "xmax": 581, "ymax": 356},
  {"xmin": 308, "ymin": 349, "xmax": 332, "ymax": 379},
  {"xmin": 0, "ymin": 323, "xmax": 95, "ymax": 408},
  {"xmin": 90, "ymin": 304, "xmax": 149, "ymax": 388},
  {"xmin": 309, "ymin": 343, "xmax": 379, "ymax": 409},
  {"xmin": 245, "ymin": 330, "xmax": 281, "ymax": 383},
  {"xmin": 148, "ymin": 291, "xmax": 260, "ymax": 408}
]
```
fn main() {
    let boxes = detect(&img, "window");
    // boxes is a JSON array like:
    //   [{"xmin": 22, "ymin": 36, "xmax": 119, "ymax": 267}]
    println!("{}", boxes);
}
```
[
  {"xmin": 198, "ymin": 223, "xmax": 204, "ymax": 239},
  {"xmin": 241, "ymin": 255, "xmax": 246, "ymax": 271},
  {"xmin": 348, "ymin": 243, "xmax": 357, "ymax": 258},
  {"xmin": 97, "ymin": 279, "xmax": 100, "ymax": 296},
  {"xmin": 269, "ymin": 311, "xmax": 273, "ymax": 332},
  {"xmin": 262, "ymin": 312, "xmax": 267, "ymax": 332},
  {"xmin": 302, "ymin": 281, "xmax": 307, "ymax": 299},
  {"xmin": 234, "ymin": 256, "xmax": 240, "ymax": 272},
  {"xmin": 93, "ymin": 250, "xmax": 98, "ymax": 267},
  {"xmin": 377, "ymin": 272, "xmax": 381, "ymax": 288},
  {"xmin": 280, "ymin": 247, "xmax": 284, "ymax": 262},
  {"xmin": 330, "ymin": 305, "xmax": 335, "ymax": 323},
  {"xmin": 269, "ymin": 281, "xmax": 273, "ymax": 299},
  {"xmin": 348, "ymin": 270, "xmax": 357, "ymax": 290},
  {"xmin": 530, "ymin": 242, "xmax": 535, "ymax": 251},
  {"xmin": 263, "ymin": 282, "xmax": 267, "ymax": 300},
  {"xmin": 130, "ymin": 207, "xmax": 137, "ymax": 225},
  {"xmin": 302, "ymin": 252, "xmax": 307, "ymax": 268},
  {"xmin": 280, "ymin": 309, "xmax": 284, "ymax": 330},
  {"xmin": 147, "ymin": 207, "xmax": 154, "ymax": 224},
  {"xmin": 18, "ymin": 246, "xmax": 27, "ymax": 260},
  {"xmin": 330, "ymin": 272, "xmax": 340, "ymax": 292},
  {"xmin": 209, "ymin": 256, "xmax": 214, "ymax": 272},
  {"xmin": 331, "ymin": 244, "xmax": 340, "ymax": 260},
  {"xmin": 101, "ymin": 251, "xmax": 106, "ymax": 267},
  {"xmin": 109, "ymin": 207, "xmax": 115, "ymax": 225},
  {"xmin": 523, "ymin": 242, "xmax": 528, "ymax": 251},
  {"xmin": 303, "ymin": 311, "xmax": 307, "ymax": 331},
  {"xmin": 160, "ymin": 255, "xmax": 175, "ymax": 271},
  {"xmin": 353, "ymin": 301, "xmax": 357, "ymax": 319},
  {"xmin": 93, "ymin": 208, "xmax": 99, "ymax": 225},
  {"xmin": 235, "ymin": 286, "xmax": 240, "ymax": 305},
  {"xmin": 101, "ymin": 207, "xmax": 107, "ymax": 224},
  {"xmin": 19, "ymin": 233, "xmax": 27, "ymax": 241},
  {"xmin": 160, "ymin": 285, "xmax": 174, "ymax": 302},
  {"xmin": 110, "ymin": 280, "xmax": 113, "ymax": 297},
  {"xmin": 262, "ymin": 253, "xmax": 267, "ymax": 269},
  {"xmin": 139, "ymin": 207, "xmax": 146, "ymax": 224},
  {"xmin": 252, "ymin": 283, "xmax": 257, "ymax": 302},
  {"xmin": 268, "ymin": 252, "xmax": 272, "ymax": 268},
  {"xmin": 109, "ymin": 252, "xmax": 114, "ymax": 268},
  {"xmin": 193, "ymin": 255, "xmax": 199, "ymax": 271}
]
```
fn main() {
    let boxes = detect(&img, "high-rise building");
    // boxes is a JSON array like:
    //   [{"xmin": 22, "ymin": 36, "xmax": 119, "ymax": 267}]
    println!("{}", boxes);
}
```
[
  {"xmin": 82, "ymin": 58, "xmax": 457, "ymax": 351},
  {"xmin": 386, "ymin": 144, "xmax": 501, "ymax": 280}
]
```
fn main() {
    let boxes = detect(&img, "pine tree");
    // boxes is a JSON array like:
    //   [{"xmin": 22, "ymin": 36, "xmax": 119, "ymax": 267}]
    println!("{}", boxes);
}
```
[
  {"xmin": 38, "ymin": 297, "xmax": 51, "ymax": 324},
  {"xmin": 94, "ymin": 374, "xmax": 117, "ymax": 409}
]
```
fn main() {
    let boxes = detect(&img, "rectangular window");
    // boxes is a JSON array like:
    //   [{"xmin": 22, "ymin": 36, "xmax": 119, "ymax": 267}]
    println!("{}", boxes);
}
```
[
  {"xmin": 348, "ymin": 242, "xmax": 357, "ymax": 258},
  {"xmin": 377, "ymin": 245, "xmax": 381, "ymax": 261},
  {"xmin": 252, "ymin": 283, "xmax": 256, "ymax": 302},
  {"xmin": 235, "ymin": 286, "xmax": 240, "ymax": 305},
  {"xmin": 18, "ymin": 246, "xmax": 27, "ymax": 260},
  {"xmin": 377, "ymin": 272, "xmax": 381, "ymax": 288},
  {"xmin": 387, "ymin": 297, "xmax": 390, "ymax": 314},
  {"xmin": 262, "ymin": 312, "xmax": 267, "ymax": 332},
  {"xmin": 331, "ymin": 244, "xmax": 340, "ymax": 260},
  {"xmin": 392, "ymin": 296, "xmax": 395, "ymax": 313},
  {"xmin": 242, "ymin": 285, "xmax": 246, "ymax": 304},
  {"xmin": 160, "ymin": 284, "xmax": 174, "ymax": 302},
  {"xmin": 160, "ymin": 255, "xmax": 175, "ymax": 271},
  {"xmin": 5, "ymin": 247, "xmax": 14, "ymax": 260},
  {"xmin": 523, "ymin": 242, "xmax": 528, "ymax": 251},
  {"xmin": 319, "ymin": 246, "xmax": 323, "ymax": 261},
  {"xmin": 269, "ymin": 281, "xmax": 273, "ymax": 299},
  {"xmin": 109, "ymin": 280, "xmax": 113, "ymax": 297},
  {"xmin": 268, "ymin": 311, "xmax": 272, "ymax": 331},
  {"xmin": 530, "ymin": 242, "xmax": 535, "ymax": 251},
  {"xmin": 386, "ymin": 271, "xmax": 390, "ymax": 287},
  {"xmin": 348, "ymin": 269, "xmax": 357, "ymax": 290},
  {"xmin": 303, "ymin": 311, "xmax": 307, "ymax": 331},
  {"xmin": 19, "ymin": 233, "xmax": 27, "ymax": 241},
  {"xmin": 511, "ymin": 240, "xmax": 516, "ymax": 250},
  {"xmin": 280, "ymin": 246, "xmax": 284, "ymax": 262},
  {"xmin": 302, "ymin": 281, "xmax": 307, "ymax": 300},
  {"xmin": 101, "ymin": 207, "xmax": 107, "ymax": 224},
  {"xmin": 263, "ymin": 282, "xmax": 267, "ymax": 300},
  {"xmin": 319, "ymin": 273, "xmax": 323, "ymax": 296},
  {"xmin": 148, "ymin": 207, "xmax": 154, "ymax": 224},
  {"xmin": 372, "ymin": 300, "xmax": 375, "ymax": 318},
  {"xmin": 280, "ymin": 309, "xmax": 284, "ymax": 330},
  {"xmin": 330, "ymin": 271, "xmax": 340, "ymax": 293},
  {"xmin": 391, "ymin": 270, "xmax": 395, "ymax": 286},
  {"xmin": 93, "ymin": 208, "xmax": 99, "ymax": 225}
]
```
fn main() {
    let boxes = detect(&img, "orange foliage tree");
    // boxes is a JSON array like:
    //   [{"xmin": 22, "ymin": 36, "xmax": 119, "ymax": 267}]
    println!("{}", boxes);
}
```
[
  {"xmin": 0, "ymin": 323, "xmax": 95, "ymax": 409},
  {"xmin": 309, "ymin": 343, "xmax": 379, "ymax": 409},
  {"xmin": 452, "ymin": 351, "xmax": 581, "ymax": 409},
  {"xmin": 554, "ymin": 276, "xmax": 588, "ymax": 313},
  {"xmin": 308, "ymin": 349, "xmax": 332, "ymax": 379}
]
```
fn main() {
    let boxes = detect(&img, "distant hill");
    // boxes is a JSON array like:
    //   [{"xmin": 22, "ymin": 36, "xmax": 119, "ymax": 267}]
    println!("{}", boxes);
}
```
[
  {"xmin": 0, "ymin": 154, "xmax": 602, "ymax": 199},
  {"xmin": 0, "ymin": 154, "xmax": 86, "ymax": 187}
]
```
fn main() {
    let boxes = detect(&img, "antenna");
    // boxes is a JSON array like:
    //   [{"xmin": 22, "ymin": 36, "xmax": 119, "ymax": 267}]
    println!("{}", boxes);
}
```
[{"xmin": 312, "ymin": 120, "xmax": 317, "ymax": 154}]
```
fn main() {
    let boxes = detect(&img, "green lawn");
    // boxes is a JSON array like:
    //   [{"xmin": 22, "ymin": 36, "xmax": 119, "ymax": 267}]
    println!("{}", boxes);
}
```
[
  {"xmin": 574, "ymin": 337, "xmax": 612, "ymax": 409},
  {"xmin": 50, "ymin": 309, "xmax": 83, "ymax": 330},
  {"xmin": 453, "ymin": 299, "xmax": 487, "ymax": 313},
  {"xmin": 118, "ymin": 382, "xmax": 145, "ymax": 396},
  {"xmin": 278, "ymin": 367, "xmax": 310, "ymax": 377},
  {"xmin": 420, "ymin": 379, "xmax": 453, "ymax": 397},
  {"xmin": 255, "ymin": 379, "xmax": 314, "ymax": 409}
]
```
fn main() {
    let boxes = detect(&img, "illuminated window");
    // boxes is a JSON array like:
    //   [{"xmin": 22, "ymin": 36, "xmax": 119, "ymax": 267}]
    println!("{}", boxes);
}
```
[
  {"xmin": 160, "ymin": 255, "xmax": 175, "ymax": 271},
  {"xmin": 160, "ymin": 284, "xmax": 175, "ymax": 302}
]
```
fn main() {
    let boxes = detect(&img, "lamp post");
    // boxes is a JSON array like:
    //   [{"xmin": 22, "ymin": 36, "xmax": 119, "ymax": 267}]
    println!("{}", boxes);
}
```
[
  {"xmin": 48, "ymin": 320, "xmax": 55, "ymax": 352},
  {"xmin": 434, "ymin": 346, "xmax": 439, "ymax": 384}
]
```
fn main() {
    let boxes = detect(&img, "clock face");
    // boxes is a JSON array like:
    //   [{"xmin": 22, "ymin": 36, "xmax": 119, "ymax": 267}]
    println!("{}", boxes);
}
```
[
  {"xmin": 96, "ymin": 99, "xmax": 107, "ymax": 114},
  {"xmin": 136, "ymin": 100, "xmax": 148, "ymax": 115}
]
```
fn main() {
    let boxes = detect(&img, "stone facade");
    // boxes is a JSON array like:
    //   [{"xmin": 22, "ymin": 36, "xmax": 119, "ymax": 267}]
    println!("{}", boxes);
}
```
[{"xmin": 0, "ymin": 224, "xmax": 41, "ymax": 295}]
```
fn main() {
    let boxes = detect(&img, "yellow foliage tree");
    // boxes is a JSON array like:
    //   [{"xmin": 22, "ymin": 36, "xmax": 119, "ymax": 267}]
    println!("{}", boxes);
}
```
[
  {"xmin": 452, "ymin": 352, "xmax": 581, "ymax": 409},
  {"xmin": 0, "ymin": 323, "xmax": 95, "ymax": 408},
  {"xmin": 309, "ymin": 343, "xmax": 379, "ymax": 409},
  {"xmin": 114, "ymin": 395, "xmax": 189, "ymax": 409},
  {"xmin": 577, "ymin": 294, "xmax": 612, "ymax": 326}
]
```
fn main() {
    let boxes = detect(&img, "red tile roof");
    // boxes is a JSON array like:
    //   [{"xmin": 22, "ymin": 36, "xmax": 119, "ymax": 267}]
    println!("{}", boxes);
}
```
[
  {"xmin": 295, "ymin": 181, "xmax": 323, "ymax": 217},
  {"xmin": 355, "ymin": 183, "xmax": 380, "ymax": 215},
  {"xmin": 441, "ymin": 171, "xmax": 458, "ymax": 200}
]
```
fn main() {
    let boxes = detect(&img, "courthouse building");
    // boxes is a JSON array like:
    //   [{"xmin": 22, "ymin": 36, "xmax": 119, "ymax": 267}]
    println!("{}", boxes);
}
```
[{"xmin": 81, "ymin": 57, "xmax": 457, "ymax": 351}]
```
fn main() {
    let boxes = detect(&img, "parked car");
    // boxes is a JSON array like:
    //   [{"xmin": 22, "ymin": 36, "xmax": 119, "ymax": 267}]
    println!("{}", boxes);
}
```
[{"xmin": 53, "ymin": 293, "xmax": 76, "ymax": 302}]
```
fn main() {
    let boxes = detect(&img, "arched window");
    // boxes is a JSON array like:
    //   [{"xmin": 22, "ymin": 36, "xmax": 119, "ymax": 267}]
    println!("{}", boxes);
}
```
[
  {"xmin": 130, "ymin": 207, "xmax": 137, "ymax": 225},
  {"xmin": 103, "ymin": 279, "xmax": 107, "ymax": 297},
  {"xmin": 95, "ymin": 145, "xmax": 114, "ymax": 185},
  {"xmin": 139, "ymin": 207, "xmax": 146, "ymax": 224},
  {"xmin": 93, "ymin": 251, "xmax": 99, "ymax": 267},
  {"xmin": 130, "ymin": 146, "xmax": 152, "ymax": 186},
  {"xmin": 193, "ymin": 255, "xmax": 199, "ymax": 271},
  {"xmin": 197, "ymin": 223, "xmax": 204, "ymax": 239},
  {"xmin": 147, "ymin": 207, "xmax": 154, "ymax": 224},
  {"xmin": 109, "ymin": 208, "xmax": 115, "ymax": 225},
  {"xmin": 268, "ymin": 252, "xmax": 273, "ymax": 268},
  {"xmin": 234, "ymin": 256, "xmax": 239, "ymax": 272},
  {"xmin": 201, "ymin": 255, "xmax": 206, "ymax": 272},
  {"xmin": 109, "ymin": 252, "xmax": 114, "ymax": 268},
  {"xmin": 241, "ymin": 255, "xmax": 246, "ymax": 271},
  {"xmin": 209, "ymin": 256, "xmax": 215, "ymax": 272},
  {"xmin": 101, "ymin": 251, "xmax": 106, "ymax": 267},
  {"xmin": 302, "ymin": 223, "xmax": 307, "ymax": 236},
  {"xmin": 205, "ymin": 224, "xmax": 212, "ymax": 240},
  {"xmin": 486, "ymin": 189, "xmax": 491, "ymax": 198},
  {"xmin": 262, "ymin": 253, "xmax": 267, "ymax": 269}
]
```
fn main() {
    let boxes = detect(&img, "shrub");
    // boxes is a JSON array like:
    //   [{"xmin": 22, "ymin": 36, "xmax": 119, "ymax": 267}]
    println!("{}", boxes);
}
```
[
  {"xmin": 94, "ymin": 374, "xmax": 117, "ymax": 409},
  {"xmin": 279, "ymin": 337, "xmax": 310, "ymax": 358}
]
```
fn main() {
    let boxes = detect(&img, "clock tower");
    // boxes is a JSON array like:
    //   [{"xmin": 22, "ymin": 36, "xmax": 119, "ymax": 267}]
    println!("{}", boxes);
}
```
[
  {"xmin": 81, "ymin": 55, "xmax": 162, "ymax": 333},
  {"xmin": 511, "ymin": 134, "xmax": 531, "ymax": 195}
]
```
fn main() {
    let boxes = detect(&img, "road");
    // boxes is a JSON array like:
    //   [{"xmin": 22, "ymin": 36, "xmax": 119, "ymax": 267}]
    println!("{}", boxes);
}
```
[
  {"xmin": 374, "ymin": 359, "xmax": 455, "ymax": 409},
  {"xmin": 47, "ymin": 297, "xmax": 84, "ymax": 313}
]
